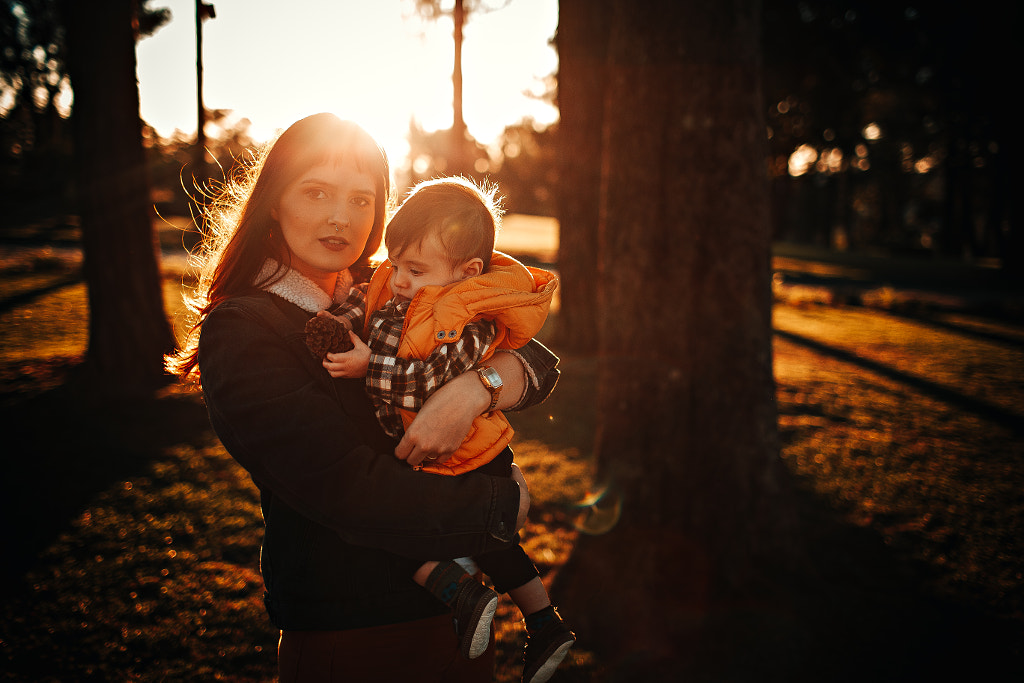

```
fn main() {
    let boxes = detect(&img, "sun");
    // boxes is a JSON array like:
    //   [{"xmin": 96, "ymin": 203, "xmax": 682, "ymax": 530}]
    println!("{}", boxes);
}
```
[{"xmin": 136, "ymin": 0, "xmax": 558, "ymax": 170}]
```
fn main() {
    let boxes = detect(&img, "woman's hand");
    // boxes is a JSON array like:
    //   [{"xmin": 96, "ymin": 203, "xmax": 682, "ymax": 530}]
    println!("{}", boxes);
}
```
[
  {"xmin": 323, "ymin": 332, "xmax": 370, "ymax": 378},
  {"xmin": 394, "ymin": 369, "xmax": 484, "ymax": 467},
  {"xmin": 510, "ymin": 462, "xmax": 530, "ymax": 531},
  {"xmin": 395, "ymin": 352, "xmax": 529, "ymax": 467}
]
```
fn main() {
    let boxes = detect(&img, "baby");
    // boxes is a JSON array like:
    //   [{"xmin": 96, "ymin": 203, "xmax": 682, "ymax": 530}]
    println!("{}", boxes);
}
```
[{"xmin": 315, "ymin": 177, "xmax": 573, "ymax": 683}]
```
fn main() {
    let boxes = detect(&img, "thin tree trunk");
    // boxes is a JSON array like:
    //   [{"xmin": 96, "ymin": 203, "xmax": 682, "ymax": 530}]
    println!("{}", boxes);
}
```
[
  {"xmin": 60, "ymin": 0, "xmax": 175, "ymax": 394},
  {"xmin": 449, "ymin": 0, "xmax": 469, "ymax": 176},
  {"xmin": 552, "ymin": 0, "xmax": 801, "ymax": 676}
]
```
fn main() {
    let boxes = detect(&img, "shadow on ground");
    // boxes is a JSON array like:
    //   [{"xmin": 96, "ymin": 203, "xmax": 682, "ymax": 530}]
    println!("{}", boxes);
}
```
[
  {"xmin": 0, "ymin": 365, "xmax": 212, "ymax": 592},
  {"xmin": 711, "ymin": 481, "xmax": 1024, "ymax": 683}
]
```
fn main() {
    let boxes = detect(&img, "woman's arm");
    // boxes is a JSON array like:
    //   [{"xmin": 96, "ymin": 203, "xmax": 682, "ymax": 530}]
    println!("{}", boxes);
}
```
[
  {"xmin": 394, "ymin": 350, "xmax": 531, "ymax": 467},
  {"xmin": 198, "ymin": 298, "xmax": 523, "ymax": 559},
  {"xmin": 497, "ymin": 338, "xmax": 561, "ymax": 411}
]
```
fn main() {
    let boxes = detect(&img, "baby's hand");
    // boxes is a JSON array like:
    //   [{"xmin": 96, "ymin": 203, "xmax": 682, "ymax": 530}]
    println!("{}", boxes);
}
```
[{"xmin": 323, "ymin": 332, "xmax": 370, "ymax": 378}]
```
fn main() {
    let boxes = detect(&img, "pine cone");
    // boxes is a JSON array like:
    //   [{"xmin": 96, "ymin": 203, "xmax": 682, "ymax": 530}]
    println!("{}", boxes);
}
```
[{"xmin": 304, "ymin": 316, "xmax": 354, "ymax": 359}]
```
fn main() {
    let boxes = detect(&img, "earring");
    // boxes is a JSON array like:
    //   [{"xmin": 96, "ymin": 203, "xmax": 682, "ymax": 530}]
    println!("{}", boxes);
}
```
[{"xmin": 334, "ymin": 224, "xmax": 339, "ymax": 233}]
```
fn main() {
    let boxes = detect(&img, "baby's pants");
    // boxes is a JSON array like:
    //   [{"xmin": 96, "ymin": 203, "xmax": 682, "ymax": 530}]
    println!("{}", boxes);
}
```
[{"xmin": 471, "ymin": 447, "xmax": 541, "ymax": 594}]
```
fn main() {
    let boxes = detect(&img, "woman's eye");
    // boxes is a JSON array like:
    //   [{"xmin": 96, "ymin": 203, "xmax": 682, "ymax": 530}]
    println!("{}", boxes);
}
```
[
  {"xmin": 307, "ymin": 189, "xmax": 327, "ymax": 200},
  {"xmin": 352, "ymin": 196, "xmax": 372, "ymax": 208}
]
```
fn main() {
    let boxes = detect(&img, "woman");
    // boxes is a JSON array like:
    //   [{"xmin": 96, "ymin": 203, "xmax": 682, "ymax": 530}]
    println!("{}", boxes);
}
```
[{"xmin": 167, "ymin": 113, "xmax": 559, "ymax": 681}]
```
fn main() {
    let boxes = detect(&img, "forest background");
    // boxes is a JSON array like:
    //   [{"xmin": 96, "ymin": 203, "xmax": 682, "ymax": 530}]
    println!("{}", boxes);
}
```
[{"xmin": 1, "ymin": 0, "xmax": 1022, "ymax": 681}]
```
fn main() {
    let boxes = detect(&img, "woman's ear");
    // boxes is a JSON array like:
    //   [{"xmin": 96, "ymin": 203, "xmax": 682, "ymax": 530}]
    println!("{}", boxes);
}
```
[{"xmin": 459, "ymin": 258, "xmax": 484, "ymax": 279}]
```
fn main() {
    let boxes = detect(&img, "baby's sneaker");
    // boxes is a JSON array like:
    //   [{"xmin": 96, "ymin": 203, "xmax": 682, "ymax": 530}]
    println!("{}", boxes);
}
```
[
  {"xmin": 452, "ymin": 581, "xmax": 499, "ymax": 659},
  {"xmin": 522, "ymin": 617, "xmax": 575, "ymax": 683}
]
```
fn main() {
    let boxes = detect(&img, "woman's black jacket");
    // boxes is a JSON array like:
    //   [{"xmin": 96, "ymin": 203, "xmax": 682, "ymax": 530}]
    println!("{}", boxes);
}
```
[{"xmin": 198, "ymin": 291, "xmax": 558, "ymax": 630}]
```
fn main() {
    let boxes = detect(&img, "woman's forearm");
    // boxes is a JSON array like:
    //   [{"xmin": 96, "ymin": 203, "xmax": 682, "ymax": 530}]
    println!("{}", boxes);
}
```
[
  {"xmin": 394, "ymin": 351, "xmax": 529, "ymax": 466},
  {"xmin": 484, "ymin": 349, "xmax": 529, "ymax": 411}
]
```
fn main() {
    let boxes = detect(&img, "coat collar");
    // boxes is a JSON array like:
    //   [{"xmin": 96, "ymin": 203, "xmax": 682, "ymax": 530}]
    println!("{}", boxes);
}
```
[{"xmin": 256, "ymin": 259, "xmax": 354, "ymax": 313}]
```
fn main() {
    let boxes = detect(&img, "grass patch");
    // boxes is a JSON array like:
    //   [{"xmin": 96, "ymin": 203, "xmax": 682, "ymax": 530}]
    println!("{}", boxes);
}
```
[
  {"xmin": 774, "ymin": 304, "xmax": 1024, "ymax": 625},
  {"xmin": 1, "ymin": 262, "xmax": 1022, "ymax": 680}
]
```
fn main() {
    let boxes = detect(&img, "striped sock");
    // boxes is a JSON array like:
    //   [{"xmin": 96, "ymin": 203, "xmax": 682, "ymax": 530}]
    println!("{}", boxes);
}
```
[{"xmin": 424, "ymin": 561, "xmax": 474, "ymax": 607}]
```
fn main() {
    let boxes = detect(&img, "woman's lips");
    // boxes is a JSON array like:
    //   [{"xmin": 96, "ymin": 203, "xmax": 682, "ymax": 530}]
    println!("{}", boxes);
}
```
[{"xmin": 319, "ymin": 237, "xmax": 350, "ymax": 251}]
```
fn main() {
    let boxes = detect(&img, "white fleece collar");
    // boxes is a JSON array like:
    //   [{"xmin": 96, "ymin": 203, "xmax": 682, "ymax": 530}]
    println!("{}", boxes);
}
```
[{"xmin": 256, "ymin": 259, "xmax": 354, "ymax": 313}]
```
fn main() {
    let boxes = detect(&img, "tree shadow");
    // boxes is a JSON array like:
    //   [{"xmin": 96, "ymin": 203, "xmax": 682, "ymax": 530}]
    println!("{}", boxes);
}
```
[
  {"xmin": 774, "ymin": 328, "xmax": 1024, "ymax": 437},
  {"xmin": 0, "ymin": 272, "xmax": 83, "ymax": 315},
  {"xmin": 703, "ymin": 481, "xmax": 1024, "ymax": 683},
  {"xmin": 554, "ymin": 464, "xmax": 1024, "ymax": 682},
  {"xmin": 882, "ymin": 308, "xmax": 1024, "ymax": 351},
  {"xmin": 0, "ymin": 368, "xmax": 212, "ymax": 592}
]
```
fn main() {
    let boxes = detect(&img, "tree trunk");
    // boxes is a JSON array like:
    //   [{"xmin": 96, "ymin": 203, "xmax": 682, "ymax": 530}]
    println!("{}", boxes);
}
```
[
  {"xmin": 553, "ymin": 0, "xmax": 611, "ymax": 354},
  {"xmin": 448, "ymin": 0, "xmax": 471, "ymax": 177},
  {"xmin": 60, "ymin": 0, "xmax": 175, "ymax": 394},
  {"xmin": 552, "ymin": 0, "xmax": 801, "ymax": 676}
]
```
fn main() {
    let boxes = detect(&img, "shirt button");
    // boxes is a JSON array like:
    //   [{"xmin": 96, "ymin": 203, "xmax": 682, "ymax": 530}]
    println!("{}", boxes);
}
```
[
  {"xmin": 448, "ymin": 330, "xmax": 457, "ymax": 339},
  {"xmin": 497, "ymin": 521, "xmax": 507, "ymax": 535},
  {"xmin": 436, "ymin": 331, "xmax": 445, "ymax": 340}
]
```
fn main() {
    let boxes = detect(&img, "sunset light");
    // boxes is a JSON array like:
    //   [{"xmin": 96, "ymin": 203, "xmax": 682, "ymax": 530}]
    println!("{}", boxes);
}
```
[
  {"xmin": 5, "ymin": 3, "xmax": 1023, "ymax": 681},
  {"xmin": 135, "ymin": 0, "xmax": 559, "ymax": 169}
]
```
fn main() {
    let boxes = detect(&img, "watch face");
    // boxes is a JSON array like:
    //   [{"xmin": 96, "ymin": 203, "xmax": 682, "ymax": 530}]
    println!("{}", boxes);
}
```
[{"xmin": 481, "ymin": 366, "xmax": 503, "ymax": 389}]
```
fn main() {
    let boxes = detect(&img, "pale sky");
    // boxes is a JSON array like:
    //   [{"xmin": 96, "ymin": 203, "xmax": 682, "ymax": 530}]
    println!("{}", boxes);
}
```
[{"xmin": 135, "ymin": 0, "xmax": 559, "ymax": 168}]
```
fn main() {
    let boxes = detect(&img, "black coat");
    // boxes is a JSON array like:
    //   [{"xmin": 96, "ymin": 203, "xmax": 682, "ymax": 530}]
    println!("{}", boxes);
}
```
[{"xmin": 198, "ymin": 291, "xmax": 556, "ymax": 630}]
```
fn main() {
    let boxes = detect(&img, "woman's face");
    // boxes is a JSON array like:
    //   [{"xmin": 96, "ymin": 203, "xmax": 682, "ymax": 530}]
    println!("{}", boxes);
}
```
[{"xmin": 272, "ymin": 159, "xmax": 376, "ymax": 289}]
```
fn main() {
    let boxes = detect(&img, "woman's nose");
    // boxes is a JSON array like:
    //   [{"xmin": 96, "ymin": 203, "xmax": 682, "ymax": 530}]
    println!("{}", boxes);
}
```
[{"xmin": 330, "ymin": 204, "xmax": 350, "ymax": 227}]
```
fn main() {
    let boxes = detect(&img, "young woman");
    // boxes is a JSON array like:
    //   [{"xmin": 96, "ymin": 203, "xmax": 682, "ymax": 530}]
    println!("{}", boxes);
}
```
[{"xmin": 167, "ymin": 113, "xmax": 559, "ymax": 682}]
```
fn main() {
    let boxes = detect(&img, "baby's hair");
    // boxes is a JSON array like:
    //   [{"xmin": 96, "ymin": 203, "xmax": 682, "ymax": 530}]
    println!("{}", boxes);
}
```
[{"xmin": 385, "ymin": 177, "xmax": 502, "ymax": 270}]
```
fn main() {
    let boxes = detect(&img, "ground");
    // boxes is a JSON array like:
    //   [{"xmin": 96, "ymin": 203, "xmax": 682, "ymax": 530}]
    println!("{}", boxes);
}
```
[{"xmin": 0, "ymin": 239, "xmax": 1021, "ymax": 681}]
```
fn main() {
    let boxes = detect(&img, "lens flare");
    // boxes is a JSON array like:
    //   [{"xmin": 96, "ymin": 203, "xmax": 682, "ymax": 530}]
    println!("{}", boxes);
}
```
[{"xmin": 573, "ymin": 484, "xmax": 623, "ymax": 535}]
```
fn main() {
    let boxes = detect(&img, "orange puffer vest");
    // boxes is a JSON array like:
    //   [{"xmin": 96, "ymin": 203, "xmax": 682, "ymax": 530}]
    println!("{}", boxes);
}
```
[{"xmin": 363, "ymin": 251, "xmax": 558, "ymax": 475}]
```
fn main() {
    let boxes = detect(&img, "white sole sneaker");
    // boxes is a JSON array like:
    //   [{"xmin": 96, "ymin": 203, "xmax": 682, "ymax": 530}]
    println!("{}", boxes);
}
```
[
  {"xmin": 526, "ymin": 639, "xmax": 574, "ymax": 683},
  {"xmin": 465, "ymin": 592, "xmax": 498, "ymax": 659}
]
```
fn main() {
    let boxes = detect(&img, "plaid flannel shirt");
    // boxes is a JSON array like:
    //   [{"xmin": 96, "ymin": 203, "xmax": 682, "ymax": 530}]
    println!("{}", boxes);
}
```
[
  {"xmin": 325, "ymin": 287, "xmax": 368, "ymax": 332},
  {"xmin": 366, "ymin": 298, "xmax": 497, "ymax": 438}
]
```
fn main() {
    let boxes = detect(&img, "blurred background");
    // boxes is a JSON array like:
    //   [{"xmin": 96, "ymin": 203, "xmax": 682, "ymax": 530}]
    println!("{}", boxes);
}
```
[
  {"xmin": 2, "ymin": 0, "xmax": 1017, "ymax": 268},
  {"xmin": 2, "ymin": 1, "xmax": 1021, "ymax": 681}
]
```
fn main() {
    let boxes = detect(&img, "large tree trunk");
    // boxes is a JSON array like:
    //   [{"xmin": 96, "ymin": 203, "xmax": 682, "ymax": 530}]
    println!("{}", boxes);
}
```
[
  {"xmin": 552, "ymin": 0, "xmax": 611, "ymax": 354},
  {"xmin": 60, "ymin": 0, "xmax": 174, "ymax": 394},
  {"xmin": 552, "ymin": 0, "xmax": 801, "ymax": 676}
]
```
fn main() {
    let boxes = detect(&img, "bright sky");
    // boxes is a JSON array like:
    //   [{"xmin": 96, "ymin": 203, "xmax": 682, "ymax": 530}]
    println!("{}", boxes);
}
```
[{"xmin": 135, "ymin": 0, "xmax": 559, "ymax": 168}]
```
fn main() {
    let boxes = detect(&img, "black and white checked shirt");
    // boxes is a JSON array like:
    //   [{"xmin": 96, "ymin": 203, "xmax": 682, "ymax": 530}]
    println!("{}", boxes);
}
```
[
  {"xmin": 366, "ymin": 298, "xmax": 496, "ymax": 437},
  {"xmin": 332, "ymin": 289, "xmax": 497, "ymax": 439}
]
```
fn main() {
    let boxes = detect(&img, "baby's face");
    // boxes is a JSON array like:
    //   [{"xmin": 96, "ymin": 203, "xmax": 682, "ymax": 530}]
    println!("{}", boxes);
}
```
[{"xmin": 388, "ymin": 234, "xmax": 462, "ymax": 302}]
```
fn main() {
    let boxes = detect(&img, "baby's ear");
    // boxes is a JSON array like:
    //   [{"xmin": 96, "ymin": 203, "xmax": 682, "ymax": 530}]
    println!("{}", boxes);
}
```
[{"xmin": 459, "ymin": 258, "xmax": 484, "ymax": 279}]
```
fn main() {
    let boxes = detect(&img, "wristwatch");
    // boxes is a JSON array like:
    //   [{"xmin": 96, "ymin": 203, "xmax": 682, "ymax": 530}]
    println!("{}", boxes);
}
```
[{"xmin": 475, "ymin": 365, "xmax": 503, "ymax": 413}]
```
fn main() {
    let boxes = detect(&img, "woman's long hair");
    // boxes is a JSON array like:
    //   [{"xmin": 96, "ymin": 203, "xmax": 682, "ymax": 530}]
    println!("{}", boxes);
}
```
[{"xmin": 166, "ymin": 113, "xmax": 391, "ymax": 383}]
